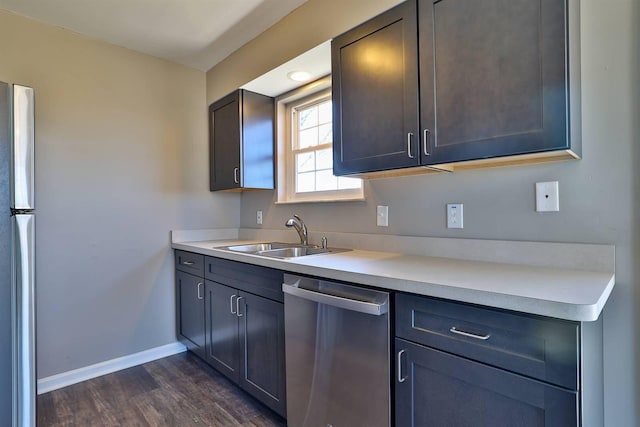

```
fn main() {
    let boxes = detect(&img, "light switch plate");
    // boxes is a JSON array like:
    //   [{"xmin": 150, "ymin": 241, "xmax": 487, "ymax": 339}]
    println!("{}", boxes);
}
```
[
  {"xmin": 256, "ymin": 210, "xmax": 263, "ymax": 225},
  {"xmin": 447, "ymin": 203, "xmax": 463, "ymax": 229},
  {"xmin": 536, "ymin": 181, "xmax": 560, "ymax": 212},
  {"xmin": 377, "ymin": 205, "xmax": 389, "ymax": 227}
]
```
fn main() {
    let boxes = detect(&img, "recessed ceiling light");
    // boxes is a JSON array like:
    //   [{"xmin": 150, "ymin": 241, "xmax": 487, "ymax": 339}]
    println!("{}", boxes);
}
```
[{"xmin": 287, "ymin": 71, "xmax": 312, "ymax": 82}]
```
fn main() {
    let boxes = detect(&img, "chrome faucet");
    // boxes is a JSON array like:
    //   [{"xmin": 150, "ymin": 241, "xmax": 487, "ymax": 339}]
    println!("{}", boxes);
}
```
[{"xmin": 285, "ymin": 214, "xmax": 308, "ymax": 246}]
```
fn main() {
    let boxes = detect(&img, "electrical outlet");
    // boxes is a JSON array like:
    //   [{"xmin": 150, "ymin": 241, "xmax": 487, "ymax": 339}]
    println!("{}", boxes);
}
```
[
  {"xmin": 377, "ymin": 205, "xmax": 389, "ymax": 227},
  {"xmin": 447, "ymin": 204, "xmax": 464, "ymax": 229},
  {"xmin": 256, "ymin": 210, "xmax": 263, "ymax": 225},
  {"xmin": 535, "ymin": 182, "xmax": 560, "ymax": 212}
]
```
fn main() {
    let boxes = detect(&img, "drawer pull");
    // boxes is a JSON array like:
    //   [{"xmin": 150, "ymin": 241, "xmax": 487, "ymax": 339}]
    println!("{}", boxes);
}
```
[
  {"xmin": 182, "ymin": 261, "xmax": 194, "ymax": 266},
  {"xmin": 236, "ymin": 296, "xmax": 244, "ymax": 317},
  {"xmin": 397, "ymin": 349, "xmax": 407, "ymax": 383},
  {"xmin": 449, "ymin": 326, "xmax": 491, "ymax": 341},
  {"xmin": 230, "ymin": 295, "xmax": 237, "ymax": 314}
]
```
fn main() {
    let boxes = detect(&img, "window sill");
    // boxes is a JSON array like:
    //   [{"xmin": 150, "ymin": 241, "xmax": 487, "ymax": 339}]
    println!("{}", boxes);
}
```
[{"xmin": 274, "ymin": 196, "xmax": 366, "ymax": 205}]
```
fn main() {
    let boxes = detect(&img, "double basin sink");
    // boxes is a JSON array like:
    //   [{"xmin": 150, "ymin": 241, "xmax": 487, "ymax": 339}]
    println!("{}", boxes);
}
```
[{"xmin": 218, "ymin": 242, "xmax": 350, "ymax": 259}]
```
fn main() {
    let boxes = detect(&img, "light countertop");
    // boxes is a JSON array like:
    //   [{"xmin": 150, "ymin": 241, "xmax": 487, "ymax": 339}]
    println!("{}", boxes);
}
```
[{"xmin": 172, "ymin": 238, "xmax": 615, "ymax": 322}]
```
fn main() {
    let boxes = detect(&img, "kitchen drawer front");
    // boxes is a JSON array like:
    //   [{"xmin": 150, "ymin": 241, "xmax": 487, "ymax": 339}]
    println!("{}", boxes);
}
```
[
  {"xmin": 205, "ymin": 256, "xmax": 284, "ymax": 302},
  {"xmin": 396, "ymin": 293, "xmax": 579, "ymax": 390},
  {"xmin": 175, "ymin": 250, "xmax": 204, "ymax": 276}
]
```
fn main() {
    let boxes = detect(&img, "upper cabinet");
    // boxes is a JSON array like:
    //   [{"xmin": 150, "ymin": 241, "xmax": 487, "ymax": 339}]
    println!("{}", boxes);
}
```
[
  {"xmin": 209, "ymin": 89, "xmax": 275, "ymax": 191},
  {"xmin": 333, "ymin": 0, "xmax": 580, "ymax": 177},
  {"xmin": 332, "ymin": 1, "xmax": 420, "ymax": 176}
]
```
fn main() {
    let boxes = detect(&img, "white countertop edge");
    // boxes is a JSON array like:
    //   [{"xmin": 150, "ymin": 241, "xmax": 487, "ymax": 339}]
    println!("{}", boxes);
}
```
[{"xmin": 171, "ymin": 240, "xmax": 615, "ymax": 322}]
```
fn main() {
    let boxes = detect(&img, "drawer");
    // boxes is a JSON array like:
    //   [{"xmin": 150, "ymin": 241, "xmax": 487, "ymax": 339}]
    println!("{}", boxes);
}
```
[
  {"xmin": 396, "ymin": 293, "xmax": 579, "ymax": 390},
  {"xmin": 205, "ymin": 256, "xmax": 284, "ymax": 302},
  {"xmin": 175, "ymin": 250, "xmax": 205, "ymax": 276}
]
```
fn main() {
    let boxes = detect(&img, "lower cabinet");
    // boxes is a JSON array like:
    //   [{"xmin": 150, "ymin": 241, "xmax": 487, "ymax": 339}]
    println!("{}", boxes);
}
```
[
  {"xmin": 205, "ymin": 281, "xmax": 287, "ymax": 417},
  {"xmin": 176, "ymin": 271, "xmax": 205, "ymax": 359},
  {"xmin": 205, "ymin": 281, "xmax": 239, "ymax": 380},
  {"xmin": 395, "ymin": 338, "xmax": 578, "ymax": 426},
  {"xmin": 395, "ymin": 293, "xmax": 603, "ymax": 427},
  {"xmin": 175, "ymin": 251, "xmax": 286, "ymax": 419},
  {"xmin": 175, "ymin": 252, "xmax": 206, "ymax": 360}
]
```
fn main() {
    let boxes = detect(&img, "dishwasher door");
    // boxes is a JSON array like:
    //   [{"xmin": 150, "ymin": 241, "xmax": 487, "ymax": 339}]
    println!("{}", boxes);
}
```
[{"xmin": 283, "ymin": 274, "xmax": 390, "ymax": 427}]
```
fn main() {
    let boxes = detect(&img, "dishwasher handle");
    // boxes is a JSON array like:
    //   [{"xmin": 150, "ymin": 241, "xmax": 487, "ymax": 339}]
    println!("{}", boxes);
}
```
[{"xmin": 282, "ymin": 279, "xmax": 388, "ymax": 316}]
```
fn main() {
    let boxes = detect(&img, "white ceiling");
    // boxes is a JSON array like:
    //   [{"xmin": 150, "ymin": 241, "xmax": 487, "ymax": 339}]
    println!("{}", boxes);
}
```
[{"xmin": 0, "ymin": 0, "xmax": 309, "ymax": 71}]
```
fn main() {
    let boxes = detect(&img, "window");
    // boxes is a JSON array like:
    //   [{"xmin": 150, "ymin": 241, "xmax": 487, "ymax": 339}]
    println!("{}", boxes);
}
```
[{"xmin": 276, "ymin": 77, "xmax": 363, "ymax": 203}]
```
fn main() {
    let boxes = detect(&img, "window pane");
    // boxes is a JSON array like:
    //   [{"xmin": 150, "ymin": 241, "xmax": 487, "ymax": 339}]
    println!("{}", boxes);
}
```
[
  {"xmin": 319, "ymin": 101, "xmax": 332, "ymax": 124},
  {"xmin": 298, "ymin": 105, "xmax": 318, "ymax": 130},
  {"xmin": 316, "ymin": 148, "xmax": 333, "ymax": 170},
  {"xmin": 316, "ymin": 170, "xmax": 338, "ymax": 192},
  {"xmin": 299, "ymin": 127, "xmax": 318, "ymax": 149},
  {"xmin": 338, "ymin": 176, "xmax": 362, "ymax": 190},
  {"xmin": 318, "ymin": 123, "xmax": 332, "ymax": 145},
  {"xmin": 296, "ymin": 152, "xmax": 315, "ymax": 173},
  {"xmin": 296, "ymin": 172, "xmax": 315, "ymax": 193}
]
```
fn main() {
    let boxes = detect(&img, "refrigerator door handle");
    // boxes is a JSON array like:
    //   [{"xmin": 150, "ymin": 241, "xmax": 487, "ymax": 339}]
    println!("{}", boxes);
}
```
[
  {"xmin": 11, "ymin": 85, "xmax": 35, "ymax": 211},
  {"xmin": 12, "ymin": 214, "xmax": 36, "ymax": 427}
]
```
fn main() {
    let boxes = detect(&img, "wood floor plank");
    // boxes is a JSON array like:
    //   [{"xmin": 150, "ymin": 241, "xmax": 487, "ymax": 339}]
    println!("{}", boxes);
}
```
[{"xmin": 37, "ymin": 352, "xmax": 286, "ymax": 427}]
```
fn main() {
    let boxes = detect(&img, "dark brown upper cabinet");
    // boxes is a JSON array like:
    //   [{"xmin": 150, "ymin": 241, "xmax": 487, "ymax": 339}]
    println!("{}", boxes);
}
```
[
  {"xmin": 333, "ymin": 0, "xmax": 580, "ymax": 177},
  {"xmin": 209, "ymin": 89, "xmax": 275, "ymax": 191},
  {"xmin": 332, "ymin": 1, "xmax": 421, "ymax": 176}
]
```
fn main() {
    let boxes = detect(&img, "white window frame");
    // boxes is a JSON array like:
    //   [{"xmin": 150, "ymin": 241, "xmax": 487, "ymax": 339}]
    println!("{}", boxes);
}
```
[{"xmin": 275, "ymin": 76, "xmax": 364, "ymax": 204}]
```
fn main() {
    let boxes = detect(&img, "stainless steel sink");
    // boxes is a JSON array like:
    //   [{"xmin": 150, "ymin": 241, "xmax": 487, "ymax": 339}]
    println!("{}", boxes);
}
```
[
  {"xmin": 218, "ymin": 242, "xmax": 350, "ymax": 259},
  {"xmin": 222, "ymin": 242, "xmax": 295, "ymax": 253},
  {"xmin": 258, "ymin": 246, "xmax": 350, "ymax": 259}
]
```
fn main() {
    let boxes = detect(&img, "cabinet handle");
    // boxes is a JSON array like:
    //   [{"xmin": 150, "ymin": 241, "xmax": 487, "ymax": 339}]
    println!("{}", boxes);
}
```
[
  {"xmin": 407, "ymin": 133, "xmax": 414, "ymax": 159},
  {"xmin": 423, "ymin": 129, "xmax": 431, "ymax": 156},
  {"xmin": 397, "ymin": 349, "xmax": 407, "ymax": 383},
  {"xmin": 182, "ymin": 261, "xmax": 194, "ymax": 266},
  {"xmin": 236, "ymin": 296, "xmax": 244, "ymax": 317},
  {"xmin": 449, "ymin": 326, "xmax": 491, "ymax": 341},
  {"xmin": 233, "ymin": 167, "xmax": 239, "ymax": 184},
  {"xmin": 230, "ymin": 295, "xmax": 237, "ymax": 314},
  {"xmin": 197, "ymin": 283, "xmax": 203, "ymax": 300}
]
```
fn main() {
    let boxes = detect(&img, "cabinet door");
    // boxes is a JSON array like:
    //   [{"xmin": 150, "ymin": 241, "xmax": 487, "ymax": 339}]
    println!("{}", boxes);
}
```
[
  {"xmin": 395, "ymin": 339, "xmax": 578, "ymax": 427},
  {"xmin": 237, "ymin": 292, "xmax": 286, "ymax": 417},
  {"xmin": 332, "ymin": 1, "xmax": 420, "ymax": 175},
  {"xmin": 205, "ymin": 281, "xmax": 240, "ymax": 382},
  {"xmin": 209, "ymin": 91, "xmax": 241, "ymax": 191},
  {"xmin": 176, "ymin": 271, "xmax": 205, "ymax": 359},
  {"xmin": 420, "ymin": 0, "xmax": 569, "ymax": 164}
]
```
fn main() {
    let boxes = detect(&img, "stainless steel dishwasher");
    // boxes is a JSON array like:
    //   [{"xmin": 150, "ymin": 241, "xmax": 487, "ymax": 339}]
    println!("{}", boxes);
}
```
[{"xmin": 282, "ymin": 274, "xmax": 390, "ymax": 427}]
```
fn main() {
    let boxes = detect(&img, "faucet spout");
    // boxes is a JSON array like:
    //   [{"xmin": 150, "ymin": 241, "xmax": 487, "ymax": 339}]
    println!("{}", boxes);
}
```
[{"xmin": 285, "ymin": 214, "xmax": 308, "ymax": 246}]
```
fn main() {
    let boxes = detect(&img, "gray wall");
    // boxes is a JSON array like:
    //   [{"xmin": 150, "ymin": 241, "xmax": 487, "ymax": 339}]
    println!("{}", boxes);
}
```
[
  {"xmin": 0, "ymin": 10, "xmax": 241, "ymax": 378},
  {"xmin": 235, "ymin": 0, "xmax": 640, "ymax": 425}
]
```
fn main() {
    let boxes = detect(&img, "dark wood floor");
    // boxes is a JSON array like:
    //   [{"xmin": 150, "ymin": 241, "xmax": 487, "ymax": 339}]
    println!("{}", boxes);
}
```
[{"xmin": 37, "ymin": 352, "xmax": 287, "ymax": 426}]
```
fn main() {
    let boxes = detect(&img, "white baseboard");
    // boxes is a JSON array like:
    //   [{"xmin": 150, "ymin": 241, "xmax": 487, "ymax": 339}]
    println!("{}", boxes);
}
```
[{"xmin": 37, "ymin": 342, "xmax": 187, "ymax": 395}]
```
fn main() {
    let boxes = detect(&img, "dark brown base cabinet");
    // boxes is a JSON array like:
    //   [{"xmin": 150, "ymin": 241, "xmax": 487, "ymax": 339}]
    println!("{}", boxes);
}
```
[
  {"xmin": 205, "ymin": 281, "xmax": 286, "ymax": 418},
  {"xmin": 332, "ymin": 0, "xmax": 581, "ymax": 178},
  {"xmin": 395, "ymin": 294, "xmax": 604, "ymax": 427},
  {"xmin": 175, "ymin": 251, "xmax": 206, "ymax": 359},
  {"xmin": 176, "ymin": 271, "xmax": 205, "ymax": 359},
  {"xmin": 175, "ymin": 251, "xmax": 286, "ymax": 418}
]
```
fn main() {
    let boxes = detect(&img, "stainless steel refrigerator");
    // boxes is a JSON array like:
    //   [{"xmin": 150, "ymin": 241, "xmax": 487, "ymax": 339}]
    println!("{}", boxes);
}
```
[{"xmin": 0, "ymin": 82, "xmax": 36, "ymax": 427}]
